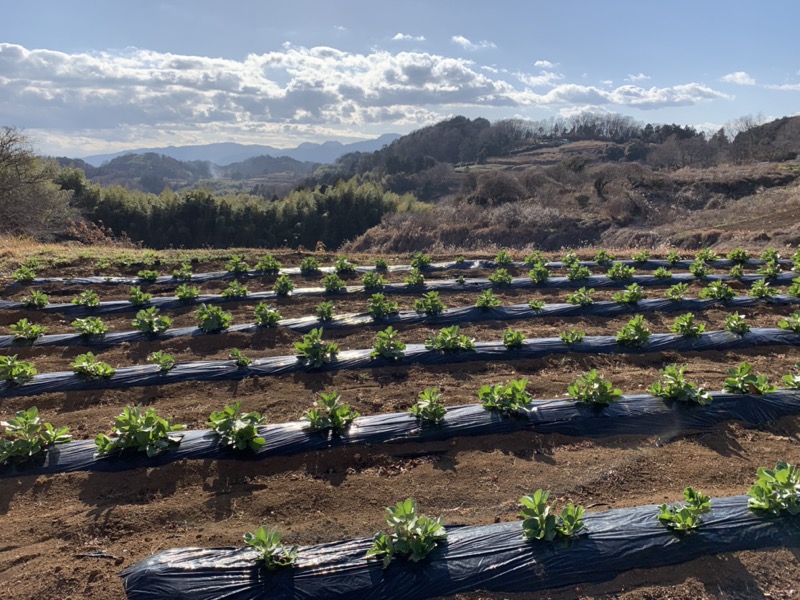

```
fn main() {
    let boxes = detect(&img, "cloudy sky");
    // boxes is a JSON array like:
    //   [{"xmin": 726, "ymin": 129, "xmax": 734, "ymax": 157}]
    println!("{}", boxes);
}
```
[{"xmin": 1, "ymin": 0, "xmax": 798, "ymax": 157}]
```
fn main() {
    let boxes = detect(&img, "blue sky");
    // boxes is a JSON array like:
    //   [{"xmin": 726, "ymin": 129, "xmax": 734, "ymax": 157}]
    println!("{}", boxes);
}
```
[{"xmin": 1, "ymin": 0, "xmax": 798, "ymax": 157}]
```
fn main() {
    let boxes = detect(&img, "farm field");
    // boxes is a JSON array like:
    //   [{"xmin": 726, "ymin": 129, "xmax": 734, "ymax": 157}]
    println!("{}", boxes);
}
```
[{"xmin": 0, "ymin": 247, "xmax": 799, "ymax": 599}]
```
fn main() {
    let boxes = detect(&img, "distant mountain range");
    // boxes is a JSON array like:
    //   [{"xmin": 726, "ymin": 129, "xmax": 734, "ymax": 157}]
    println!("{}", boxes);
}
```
[{"xmin": 80, "ymin": 133, "xmax": 401, "ymax": 167}]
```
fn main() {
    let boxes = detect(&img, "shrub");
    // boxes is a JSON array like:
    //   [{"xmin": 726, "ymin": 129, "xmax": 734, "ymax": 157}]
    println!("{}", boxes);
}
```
[
  {"xmin": 362, "ymin": 271, "xmax": 387, "ymax": 291},
  {"xmin": 648, "ymin": 364, "xmax": 711, "ymax": 405},
  {"xmin": 95, "ymin": 405, "xmax": 185, "ymax": 457},
  {"xmin": 221, "ymin": 280, "xmax": 249, "ymax": 299},
  {"xmin": 147, "ymin": 350, "xmax": 175, "ymax": 372},
  {"xmin": 374, "ymin": 257, "xmax": 389, "ymax": 270},
  {"xmin": 567, "ymin": 263, "xmax": 591, "ymax": 281},
  {"xmin": 616, "ymin": 315, "xmax": 650, "ymax": 346},
  {"xmin": 409, "ymin": 389, "xmax": 447, "ymax": 424},
  {"xmin": 175, "ymin": 283, "xmax": 200, "ymax": 302},
  {"xmin": 567, "ymin": 287, "xmax": 594, "ymax": 306},
  {"xmin": 272, "ymin": 274, "xmax": 294, "ymax": 296},
  {"xmin": 665, "ymin": 282, "xmax": 689, "ymax": 301},
  {"xmin": 689, "ymin": 260, "xmax": 710, "ymax": 279},
  {"xmin": 727, "ymin": 248, "xmax": 751, "ymax": 263},
  {"xmin": 0, "ymin": 355, "xmax": 37, "ymax": 384},
  {"xmin": 612, "ymin": 283, "xmax": 645, "ymax": 304},
  {"xmin": 479, "ymin": 378, "xmax": 531, "ymax": 414},
  {"xmin": 528, "ymin": 261, "xmax": 550, "ymax": 284},
  {"xmin": 568, "ymin": 370, "xmax": 622, "ymax": 404},
  {"xmin": 529, "ymin": 298, "xmax": 545, "ymax": 310},
  {"xmin": 632, "ymin": 249, "xmax": 650, "ymax": 263},
  {"xmin": 9, "ymin": 318, "xmax": 46, "ymax": 341},
  {"xmin": 0, "ymin": 407, "xmax": 71, "ymax": 465},
  {"xmin": 488, "ymin": 267, "xmax": 514, "ymax": 287},
  {"xmin": 665, "ymin": 250, "xmax": 682, "ymax": 264},
  {"xmin": 414, "ymin": 291, "xmax": 446, "ymax": 315},
  {"xmin": 424, "ymin": 325, "xmax": 475, "ymax": 352},
  {"xmin": 520, "ymin": 489, "xmax": 587, "ymax": 541},
  {"xmin": 22, "ymin": 290, "xmax": 49, "ymax": 308},
  {"xmin": 229, "ymin": 348, "xmax": 252, "ymax": 367},
  {"xmin": 725, "ymin": 312, "xmax": 750, "ymax": 334},
  {"xmin": 653, "ymin": 266, "xmax": 672, "ymax": 279},
  {"xmin": 723, "ymin": 362, "xmax": 775, "ymax": 394},
  {"xmin": 404, "ymin": 268, "xmax": 425, "ymax": 287},
  {"xmin": 294, "ymin": 328, "xmax": 338, "ymax": 368},
  {"xmin": 225, "ymin": 255, "xmax": 250, "ymax": 274},
  {"xmin": 778, "ymin": 312, "xmax": 800, "ymax": 333},
  {"xmin": 502, "ymin": 327, "xmax": 525, "ymax": 349},
  {"xmin": 299, "ymin": 256, "xmax": 321, "ymax": 274},
  {"xmin": 128, "ymin": 285, "xmax": 152, "ymax": 305},
  {"xmin": 172, "ymin": 263, "xmax": 193, "ymax": 280},
  {"xmin": 367, "ymin": 293, "xmax": 399, "ymax": 320},
  {"xmin": 303, "ymin": 391, "xmax": 359, "ymax": 432},
  {"xmin": 196, "ymin": 304, "xmax": 233, "ymax": 333},
  {"xmin": 72, "ymin": 290, "xmax": 100, "ymax": 308},
  {"xmin": 695, "ymin": 248, "xmax": 719, "ymax": 262},
  {"xmin": 71, "ymin": 352, "xmax": 115, "ymax": 378},
  {"xmin": 12, "ymin": 266, "xmax": 36, "ymax": 282},
  {"xmin": 334, "ymin": 256, "xmax": 357, "ymax": 275},
  {"xmin": 131, "ymin": 307, "xmax": 172, "ymax": 334},
  {"xmin": 366, "ymin": 499, "xmax": 446, "ymax": 569},
  {"xmin": 594, "ymin": 249, "xmax": 615, "ymax": 265},
  {"xmin": 475, "ymin": 289, "xmax": 502, "ymax": 310},
  {"xmin": 370, "ymin": 326, "xmax": 406, "ymax": 360},
  {"xmin": 494, "ymin": 249, "xmax": 514, "ymax": 266},
  {"xmin": 410, "ymin": 252, "xmax": 432, "ymax": 269},
  {"xmin": 747, "ymin": 461, "xmax": 799, "ymax": 516},
  {"xmin": 137, "ymin": 269, "xmax": 159, "ymax": 282},
  {"xmin": 254, "ymin": 303, "xmax": 281, "ymax": 327},
  {"xmin": 72, "ymin": 316, "xmax": 108, "ymax": 336},
  {"xmin": 658, "ymin": 487, "xmax": 711, "ymax": 531},
  {"xmin": 560, "ymin": 328, "xmax": 585, "ymax": 345},
  {"xmin": 607, "ymin": 262, "xmax": 635, "ymax": 280},
  {"xmin": 315, "ymin": 301, "xmax": 335, "ymax": 322},
  {"xmin": 244, "ymin": 527, "xmax": 298, "ymax": 570},
  {"xmin": 750, "ymin": 279, "xmax": 778, "ymax": 299},
  {"xmin": 670, "ymin": 313, "xmax": 705, "ymax": 338},
  {"xmin": 255, "ymin": 254, "xmax": 282, "ymax": 274},
  {"xmin": 699, "ymin": 281, "xmax": 735, "ymax": 301},
  {"xmin": 208, "ymin": 401, "xmax": 266, "ymax": 452}
]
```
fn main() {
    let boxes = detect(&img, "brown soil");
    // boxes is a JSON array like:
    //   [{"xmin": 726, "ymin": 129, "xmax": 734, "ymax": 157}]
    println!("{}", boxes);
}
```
[{"xmin": 0, "ymin": 255, "xmax": 799, "ymax": 600}]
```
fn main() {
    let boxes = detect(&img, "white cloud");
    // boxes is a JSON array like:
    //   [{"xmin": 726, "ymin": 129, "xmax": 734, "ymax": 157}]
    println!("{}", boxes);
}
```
[
  {"xmin": 516, "ymin": 70, "xmax": 564, "ymax": 87},
  {"xmin": 392, "ymin": 33, "xmax": 426, "ymax": 41},
  {"xmin": 626, "ymin": 73, "xmax": 650, "ymax": 82},
  {"xmin": 721, "ymin": 71, "xmax": 756, "ymax": 85},
  {"xmin": 601, "ymin": 80, "xmax": 614, "ymax": 86},
  {"xmin": 764, "ymin": 83, "xmax": 800, "ymax": 91},
  {"xmin": 533, "ymin": 60, "xmax": 555, "ymax": 68},
  {"xmin": 451, "ymin": 35, "xmax": 496, "ymax": 51},
  {"xmin": 334, "ymin": 25, "xmax": 347, "ymax": 31}
]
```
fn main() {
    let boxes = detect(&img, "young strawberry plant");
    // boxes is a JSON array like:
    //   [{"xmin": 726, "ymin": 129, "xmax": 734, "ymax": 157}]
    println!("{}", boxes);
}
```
[
  {"xmin": 71, "ymin": 316, "xmax": 108, "ymax": 336},
  {"xmin": 612, "ymin": 283, "xmax": 645, "ymax": 304},
  {"xmin": 221, "ymin": 280, "xmax": 249, "ymax": 299},
  {"xmin": 523, "ymin": 251, "xmax": 544, "ymax": 266},
  {"xmin": 196, "ymin": 304, "xmax": 233, "ymax": 333},
  {"xmin": 666, "ymin": 249, "xmax": 682, "ymax": 264},
  {"xmin": 670, "ymin": 313, "xmax": 705, "ymax": 338},
  {"xmin": 529, "ymin": 298, "xmax": 546, "ymax": 310},
  {"xmin": 244, "ymin": 527, "xmax": 298, "ymax": 570},
  {"xmin": 367, "ymin": 293, "xmax": 400, "ymax": 320},
  {"xmin": 424, "ymin": 325, "xmax": 475, "ymax": 352},
  {"xmin": 528, "ymin": 261, "xmax": 550, "ymax": 284},
  {"xmin": 747, "ymin": 461, "xmax": 799, "ymax": 516},
  {"xmin": 689, "ymin": 260, "xmax": 710, "ymax": 279},
  {"xmin": 758, "ymin": 260, "xmax": 781, "ymax": 279},
  {"xmin": 560, "ymin": 328, "xmax": 585, "ymax": 345},
  {"xmin": 71, "ymin": 352, "xmax": 115, "ymax": 378},
  {"xmin": 479, "ymin": 378, "xmax": 532, "ymax": 414},
  {"xmin": 414, "ymin": 291, "xmax": 446, "ymax": 315},
  {"xmin": 494, "ymin": 249, "xmax": 514, "ymax": 266},
  {"xmin": 562, "ymin": 250, "xmax": 579, "ymax": 267},
  {"xmin": 653, "ymin": 266, "xmax": 672, "ymax": 279},
  {"xmin": 137, "ymin": 269, "xmax": 159, "ymax": 282},
  {"xmin": 302, "ymin": 391, "xmax": 359, "ymax": 432},
  {"xmin": 362, "ymin": 271, "xmax": 388, "ymax": 291},
  {"xmin": 749, "ymin": 279, "xmax": 778, "ymax": 299},
  {"xmin": 520, "ymin": 489, "xmax": 587, "ymax": 542},
  {"xmin": 404, "ymin": 268, "xmax": 426, "ymax": 287},
  {"xmin": 370, "ymin": 326, "xmax": 406, "ymax": 360},
  {"xmin": 294, "ymin": 328, "xmax": 338, "ymax": 368},
  {"xmin": 488, "ymin": 267, "xmax": 514, "ymax": 287},
  {"xmin": 647, "ymin": 364, "xmax": 711, "ymax": 405},
  {"xmin": 502, "ymin": 327, "xmax": 525, "ymax": 349},
  {"xmin": 72, "ymin": 290, "xmax": 100, "ymax": 308},
  {"xmin": 787, "ymin": 277, "xmax": 800, "ymax": 297},
  {"xmin": 593, "ymin": 249, "xmax": 615, "ymax": 265},
  {"xmin": 568, "ymin": 370, "xmax": 622, "ymax": 405},
  {"xmin": 208, "ymin": 401, "xmax": 266, "ymax": 452},
  {"xmin": 128, "ymin": 285, "xmax": 152, "ymax": 305},
  {"xmin": 9, "ymin": 319, "xmax": 47, "ymax": 341},
  {"xmin": 272, "ymin": 274, "xmax": 294, "ymax": 296},
  {"xmin": 695, "ymin": 248, "xmax": 719, "ymax": 263},
  {"xmin": 229, "ymin": 348, "xmax": 252, "ymax": 367},
  {"xmin": 0, "ymin": 407, "xmax": 71, "ymax": 465},
  {"xmin": 454, "ymin": 255, "xmax": 466, "ymax": 266},
  {"xmin": 727, "ymin": 248, "xmax": 751, "ymax": 263},
  {"xmin": 255, "ymin": 254, "xmax": 282, "ymax": 274},
  {"xmin": 0, "ymin": 355, "xmax": 37, "ymax": 384},
  {"xmin": 658, "ymin": 487, "xmax": 711, "ymax": 531},
  {"xmin": 172, "ymin": 283, "xmax": 198, "ymax": 303},
  {"xmin": 12, "ymin": 266, "xmax": 36, "ymax": 283},
  {"xmin": 254, "ymin": 302, "xmax": 281, "ymax": 327},
  {"xmin": 722, "ymin": 312, "xmax": 749, "ymax": 334},
  {"xmin": 315, "ymin": 301, "xmax": 335, "ymax": 322},
  {"xmin": 475, "ymin": 289, "xmax": 502, "ymax": 310},
  {"xmin": 699, "ymin": 280, "xmax": 736, "ymax": 301},
  {"xmin": 409, "ymin": 389, "xmax": 447, "ymax": 424},
  {"xmin": 566, "ymin": 287, "xmax": 594, "ymax": 306},
  {"xmin": 299, "ymin": 256, "xmax": 321, "ymax": 275},
  {"xmin": 665, "ymin": 282, "xmax": 689, "ymax": 301},
  {"xmin": 607, "ymin": 262, "xmax": 635, "ymax": 280},
  {"xmin": 567, "ymin": 263, "xmax": 591, "ymax": 281},
  {"xmin": 723, "ymin": 362, "xmax": 776, "ymax": 395},
  {"xmin": 95, "ymin": 405, "xmax": 185, "ymax": 457},
  {"xmin": 334, "ymin": 256, "xmax": 356, "ymax": 274},
  {"xmin": 366, "ymin": 499, "xmax": 446, "ymax": 569},
  {"xmin": 616, "ymin": 315, "xmax": 650, "ymax": 346},
  {"xmin": 454, "ymin": 274, "xmax": 466, "ymax": 285},
  {"xmin": 171, "ymin": 262, "xmax": 193, "ymax": 280},
  {"xmin": 225, "ymin": 255, "xmax": 250, "ymax": 274},
  {"xmin": 777, "ymin": 312, "xmax": 800, "ymax": 333},
  {"xmin": 322, "ymin": 273, "xmax": 346, "ymax": 293},
  {"xmin": 729, "ymin": 264, "xmax": 745, "ymax": 279},
  {"xmin": 147, "ymin": 350, "xmax": 175, "ymax": 372},
  {"xmin": 22, "ymin": 290, "xmax": 49, "ymax": 309},
  {"xmin": 374, "ymin": 257, "xmax": 389, "ymax": 270},
  {"xmin": 132, "ymin": 307, "xmax": 172, "ymax": 334},
  {"xmin": 760, "ymin": 248, "xmax": 781, "ymax": 263},
  {"xmin": 410, "ymin": 252, "xmax": 432, "ymax": 269},
  {"xmin": 782, "ymin": 364, "xmax": 800, "ymax": 389}
]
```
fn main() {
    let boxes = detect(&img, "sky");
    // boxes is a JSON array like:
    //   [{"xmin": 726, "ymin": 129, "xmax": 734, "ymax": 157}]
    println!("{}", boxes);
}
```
[{"xmin": 1, "ymin": 0, "xmax": 799, "ymax": 157}]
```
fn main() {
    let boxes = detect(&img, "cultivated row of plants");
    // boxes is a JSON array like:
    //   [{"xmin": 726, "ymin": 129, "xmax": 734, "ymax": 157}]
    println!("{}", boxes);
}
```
[{"xmin": 4, "ymin": 362, "xmax": 798, "ymax": 466}]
